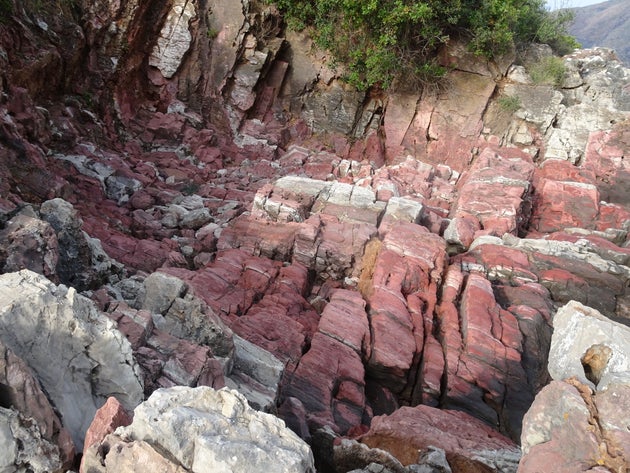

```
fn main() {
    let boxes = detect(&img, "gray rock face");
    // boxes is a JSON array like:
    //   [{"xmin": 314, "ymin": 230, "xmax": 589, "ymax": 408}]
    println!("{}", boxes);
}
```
[
  {"xmin": 0, "ymin": 211, "xmax": 59, "ymax": 279},
  {"xmin": 0, "ymin": 270, "xmax": 144, "ymax": 450},
  {"xmin": 82, "ymin": 386, "xmax": 316, "ymax": 473},
  {"xmin": 40, "ymin": 198, "xmax": 121, "ymax": 290},
  {"xmin": 0, "ymin": 407, "xmax": 63, "ymax": 473},
  {"xmin": 548, "ymin": 300, "xmax": 630, "ymax": 390},
  {"xmin": 226, "ymin": 335, "xmax": 284, "ymax": 411},
  {"xmin": 149, "ymin": 0, "xmax": 196, "ymax": 78},
  {"xmin": 142, "ymin": 271, "xmax": 235, "ymax": 359}
]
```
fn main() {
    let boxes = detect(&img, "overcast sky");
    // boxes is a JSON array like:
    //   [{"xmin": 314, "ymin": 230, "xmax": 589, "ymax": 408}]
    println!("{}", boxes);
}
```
[{"xmin": 547, "ymin": 0, "xmax": 606, "ymax": 8}]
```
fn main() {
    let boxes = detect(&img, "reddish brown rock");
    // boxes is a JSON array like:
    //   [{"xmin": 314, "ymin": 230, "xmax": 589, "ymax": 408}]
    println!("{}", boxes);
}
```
[
  {"xmin": 359, "ymin": 404, "xmax": 519, "ymax": 470},
  {"xmin": 531, "ymin": 178, "xmax": 600, "ymax": 233},
  {"xmin": 82, "ymin": 397, "xmax": 132, "ymax": 452},
  {"xmin": 454, "ymin": 146, "xmax": 535, "ymax": 236},
  {"xmin": 442, "ymin": 273, "xmax": 532, "ymax": 438},
  {"xmin": 366, "ymin": 222, "xmax": 446, "ymax": 396},
  {"xmin": 0, "ymin": 339, "xmax": 75, "ymax": 468},
  {"xmin": 293, "ymin": 214, "xmax": 378, "ymax": 281},
  {"xmin": 280, "ymin": 289, "xmax": 370, "ymax": 434},
  {"xmin": 217, "ymin": 215, "xmax": 299, "ymax": 261}
]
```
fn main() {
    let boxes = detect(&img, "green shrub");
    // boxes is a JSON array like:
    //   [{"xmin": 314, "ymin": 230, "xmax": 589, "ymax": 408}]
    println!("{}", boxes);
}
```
[
  {"xmin": 0, "ymin": 0, "xmax": 13, "ymax": 23},
  {"xmin": 528, "ymin": 55, "xmax": 566, "ymax": 87},
  {"xmin": 498, "ymin": 95, "xmax": 521, "ymax": 112},
  {"xmin": 269, "ymin": 0, "xmax": 577, "ymax": 91}
]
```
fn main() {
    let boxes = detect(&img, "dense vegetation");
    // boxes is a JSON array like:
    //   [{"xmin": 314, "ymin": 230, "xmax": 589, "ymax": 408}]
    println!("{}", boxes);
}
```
[{"xmin": 271, "ymin": 0, "xmax": 578, "ymax": 90}]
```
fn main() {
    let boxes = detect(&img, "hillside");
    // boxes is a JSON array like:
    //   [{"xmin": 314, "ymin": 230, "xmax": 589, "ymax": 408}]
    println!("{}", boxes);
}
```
[{"xmin": 569, "ymin": 0, "xmax": 630, "ymax": 63}]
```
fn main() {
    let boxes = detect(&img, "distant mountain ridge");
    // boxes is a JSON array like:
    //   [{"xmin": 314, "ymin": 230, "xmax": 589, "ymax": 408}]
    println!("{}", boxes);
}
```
[{"xmin": 568, "ymin": 0, "xmax": 630, "ymax": 63}]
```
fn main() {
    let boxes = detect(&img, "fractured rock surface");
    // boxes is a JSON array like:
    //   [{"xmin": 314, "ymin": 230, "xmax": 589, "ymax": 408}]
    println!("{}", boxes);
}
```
[
  {"xmin": 0, "ymin": 270, "xmax": 144, "ymax": 450},
  {"xmin": 81, "ymin": 386, "xmax": 316, "ymax": 473},
  {"xmin": 0, "ymin": 1, "xmax": 629, "ymax": 470}
]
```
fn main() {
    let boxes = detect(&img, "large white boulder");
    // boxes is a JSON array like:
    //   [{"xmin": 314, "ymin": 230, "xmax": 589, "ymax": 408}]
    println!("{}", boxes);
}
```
[
  {"xmin": 0, "ymin": 270, "xmax": 144, "ymax": 450},
  {"xmin": 82, "ymin": 386, "xmax": 315, "ymax": 473}
]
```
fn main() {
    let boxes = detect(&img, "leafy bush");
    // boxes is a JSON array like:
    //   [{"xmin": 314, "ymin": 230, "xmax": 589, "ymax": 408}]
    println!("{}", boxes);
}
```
[
  {"xmin": 498, "ymin": 95, "xmax": 521, "ymax": 112},
  {"xmin": 270, "ymin": 0, "xmax": 577, "ymax": 90},
  {"xmin": 528, "ymin": 55, "xmax": 566, "ymax": 87}
]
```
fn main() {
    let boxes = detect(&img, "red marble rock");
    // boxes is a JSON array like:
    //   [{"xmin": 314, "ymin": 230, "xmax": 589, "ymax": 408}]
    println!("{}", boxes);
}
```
[
  {"xmin": 441, "ymin": 272, "xmax": 533, "ymax": 439},
  {"xmin": 366, "ymin": 222, "xmax": 446, "ymax": 395},
  {"xmin": 454, "ymin": 146, "xmax": 535, "ymax": 236},
  {"xmin": 82, "ymin": 397, "xmax": 132, "ymax": 452},
  {"xmin": 280, "ymin": 296, "xmax": 369, "ymax": 434},
  {"xmin": 531, "ymin": 178, "xmax": 600, "ymax": 233},
  {"xmin": 359, "ymin": 404, "xmax": 518, "ymax": 468}
]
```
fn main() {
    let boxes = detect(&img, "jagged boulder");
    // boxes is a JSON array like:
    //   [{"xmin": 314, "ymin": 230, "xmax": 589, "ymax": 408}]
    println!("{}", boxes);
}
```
[
  {"xmin": 548, "ymin": 300, "xmax": 630, "ymax": 390},
  {"xmin": 0, "ymin": 407, "xmax": 65, "ymax": 473},
  {"xmin": 0, "ymin": 270, "xmax": 144, "ymax": 450},
  {"xmin": 519, "ymin": 301, "xmax": 630, "ymax": 472},
  {"xmin": 40, "ymin": 198, "xmax": 121, "ymax": 290},
  {"xmin": 81, "ymin": 386, "xmax": 316, "ymax": 473}
]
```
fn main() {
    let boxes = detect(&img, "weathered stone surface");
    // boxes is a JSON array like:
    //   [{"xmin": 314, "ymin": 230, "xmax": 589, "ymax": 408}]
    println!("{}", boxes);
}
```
[
  {"xmin": 0, "ymin": 211, "xmax": 59, "ymax": 280},
  {"xmin": 366, "ymin": 222, "xmax": 446, "ymax": 395},
  {"xmin": 82, "ymin": 397, "xmax": 132, "ymax": 452},
  {"xmin": 149, "ymin": 0, "xmax": 196, "ymax": 78},
  {"xmin": 359, "ymin": 405, "xmax": 520, "ymax": 472},
  {"xmin": 441, "ymin": 272, "xmax": 533, "ymax": 439},
  {"xmin": 143, "ymin": 272, "xmax": 235, "ymax": 359},
  {"xmin": 519, "ymin": 379, "xmax": 628, "ymax": 473},
  {"xmin": 0, "ymin": 270, "xmax": 144, "ymax": 449},
  {"xmin": 81, "ymin": 435, "xmax": 188, "ymax": 473},
  {"xmin": 2, "ymin": 6, "xmax": 630, "ymax": 473},
  {"xmin": 312, "ymin": 182, "xmax": 386, "ymax": 226},
  {"xmin": 0, "ymin": 407, "xmax": 64, "ymax": 473},
  {"xmin": 0, "ymin": 339, "xmax": 74, "ymax": 468},
  {"xmin": 226, "ymin": 334, "xmax": 284, "ymax": 411},
  {"xmin": 548, "ymin": 300, "xmax": 630, "ymax": 390},
  {"xmin": 453, "ymin": 147, "xmax": 535, "ymax": 237},
  {"xmin": 280, "ymin": 289, "xmax": 370, "ymax": 434},
  {"xmin": 252, "ymin": 176, "xmax": 330, "ymax": 223},
  {"xmin": 82, "ymin": 386, "xmax": 316, "ymax": 473},
  {"xmin": 294, "ymin": 214, "xmax": 378, "ymax": 281},
  {"xmin": 40, "ymin": 198, "xmax": 120, "ymax": 290},
  {"xmin": 530, "ymin": 161, "xmax": 600, "ymax": 233}
]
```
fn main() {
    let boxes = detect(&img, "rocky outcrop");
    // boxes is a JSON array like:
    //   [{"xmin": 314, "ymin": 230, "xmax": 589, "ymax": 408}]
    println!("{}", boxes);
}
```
[
  {"xmin": 0, "ymin": 200, "xmax": 121, "ymax": 289},
  {"xmin": 0, "ymin": 407, "xmax": 65, "ymax": 473},
  {"xmin": 1, "ymin": 0, "xmax": 630, "ymax": 471},
  {"xmin": 81, "ymin": 386, "xmax": 316, "ymax": 473},
  {"xmin": 355, "ymin": 404, "xmax": 520, "ymax": 472},
  {"xmin": 0, "ymin": 341, "xmax": 75, "ymax": 472},
  {"xmin": 0, "ymin": 270, "xmax": 144, "ymax": 450},
  {"xmin": 519, "ymin": 302, "xmax": 630, "ymax": 472}
]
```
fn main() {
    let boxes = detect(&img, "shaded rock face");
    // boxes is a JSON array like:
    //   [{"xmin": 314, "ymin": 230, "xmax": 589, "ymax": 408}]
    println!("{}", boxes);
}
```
[
  {"xmin": 81, "ymin": 386, "xmax": 316, "ymax": 473},
  {"xmin": 0, "ymin": 1, "xmax": 629, "ymax": 472}
]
